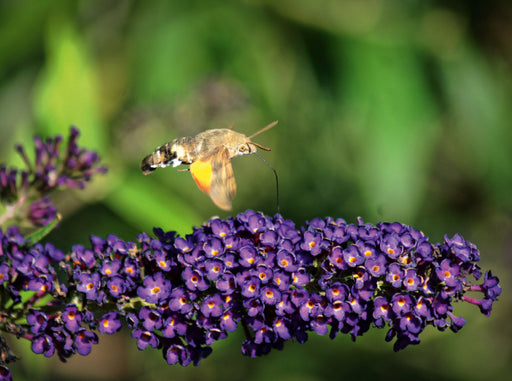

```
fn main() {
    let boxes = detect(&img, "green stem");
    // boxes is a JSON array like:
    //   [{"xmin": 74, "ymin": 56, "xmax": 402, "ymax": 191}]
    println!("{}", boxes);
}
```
[{"xmin": 0, "ymin": 193, "xmax": 27, "ymax": 226}]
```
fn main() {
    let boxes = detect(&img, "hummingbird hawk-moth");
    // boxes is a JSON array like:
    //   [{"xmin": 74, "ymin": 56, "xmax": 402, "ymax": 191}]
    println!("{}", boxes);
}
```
[{"xmin": 140, "ymin": 121, "xmax": 277, "ymax": 210}]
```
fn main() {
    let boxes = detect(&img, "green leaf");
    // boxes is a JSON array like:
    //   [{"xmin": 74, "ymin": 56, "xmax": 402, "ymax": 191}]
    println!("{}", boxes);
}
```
[
  {"xmin": 33, "ymin": 15, "xmax": 105, "ymax": 153},
  {"xmin": 339, "ymin": 38, "xmax": 439, "ymax": 221},
  {"xmin": 24, "ymin": 213, "xmax": 62, "ymax": 245}
]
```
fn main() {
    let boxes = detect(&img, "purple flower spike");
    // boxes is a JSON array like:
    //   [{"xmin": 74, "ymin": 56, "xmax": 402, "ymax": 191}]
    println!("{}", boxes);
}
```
[
  {"xmin": 0, "ymin": 199, "xmax": 502, "ymax": 371},
  {"xmin": 1, "ymin": 127, "xmax": 106, "ymax": 228}
]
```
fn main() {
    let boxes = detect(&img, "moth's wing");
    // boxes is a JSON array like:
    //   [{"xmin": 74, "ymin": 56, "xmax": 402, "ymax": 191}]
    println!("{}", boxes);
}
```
[
  {"xmin": 210, "ymin": 149, "xmax": 236, "ymax": 210},
  {"xmin": 189, "ymin": 148, "xmax": 236, "ymax": 210}
]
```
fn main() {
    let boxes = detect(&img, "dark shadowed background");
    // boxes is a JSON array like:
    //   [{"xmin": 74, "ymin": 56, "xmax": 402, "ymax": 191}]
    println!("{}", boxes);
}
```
[{"xmin": 1, "ymin": 1, "xmax": 510, "ymax": 380}]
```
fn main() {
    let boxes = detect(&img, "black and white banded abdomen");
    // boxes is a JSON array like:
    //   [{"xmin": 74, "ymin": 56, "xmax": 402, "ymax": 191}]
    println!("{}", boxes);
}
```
[{"xmin": 140, "ymin": 136, "xmax": 202, "ymax": 175}]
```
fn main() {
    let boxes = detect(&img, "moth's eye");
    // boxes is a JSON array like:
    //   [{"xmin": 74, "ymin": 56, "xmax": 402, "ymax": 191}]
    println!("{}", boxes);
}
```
[{"xmin": 239, "ymin": 145, "xmax": 248, "ymax": 153}]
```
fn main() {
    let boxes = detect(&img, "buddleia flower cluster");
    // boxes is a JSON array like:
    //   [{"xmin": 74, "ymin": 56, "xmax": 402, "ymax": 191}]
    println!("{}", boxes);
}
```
[
  {"xmin": 0, "ymin": 129, "xmax": 502, "ymax": 380},
  {"xmin": 0, "ymin": 126, "xmax": 107, "ymax": 228}
]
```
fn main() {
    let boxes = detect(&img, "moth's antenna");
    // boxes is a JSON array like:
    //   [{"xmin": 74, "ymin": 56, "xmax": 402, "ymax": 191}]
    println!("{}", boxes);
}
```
[
  {"xmin": 254, "ymin": 152, "xmax": 280, "ymax": 213},
  {"xmin": 252, "ymin": 142, "xmax": 271, "ymax": 151},
  {"xmin": 249, "ymin": 121, "xmax": 278, "ymax": 139}
]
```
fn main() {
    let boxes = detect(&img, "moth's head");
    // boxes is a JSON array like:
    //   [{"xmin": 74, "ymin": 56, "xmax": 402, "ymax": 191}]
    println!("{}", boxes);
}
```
[
  {"xmin": 235, "ymin": 141, "xmax": 266, "ymax": 156},
  {"xmin": 234, "ymin": 120, "xmax": 277, "ymax": 156}
]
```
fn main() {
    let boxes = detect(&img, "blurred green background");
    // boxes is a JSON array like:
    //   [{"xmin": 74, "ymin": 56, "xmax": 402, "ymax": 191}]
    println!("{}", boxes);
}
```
[{"xmin": 1, "ymin": 0, "xmax": 510, "ymax": 380}]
